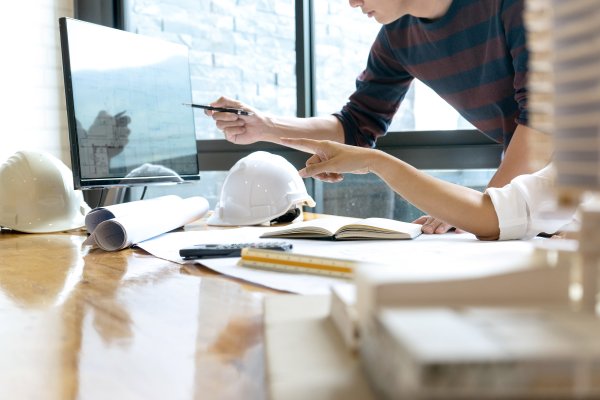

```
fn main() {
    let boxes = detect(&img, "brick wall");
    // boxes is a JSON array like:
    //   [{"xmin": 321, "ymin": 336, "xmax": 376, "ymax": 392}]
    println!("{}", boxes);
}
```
[
  {"xmin": 0, "ymin": 0, "xmax": 74, "ymax": 164},
  {"xmin": 125, "ymin": 0, "xmax": 387, "ymax": 138},
  {"xmin": 126, "ymin": 0, "xmax": 297, "ymax": 140},
  {"xmin": 313, "ymin": 1, "xmax": 380, "ymax": 116}
]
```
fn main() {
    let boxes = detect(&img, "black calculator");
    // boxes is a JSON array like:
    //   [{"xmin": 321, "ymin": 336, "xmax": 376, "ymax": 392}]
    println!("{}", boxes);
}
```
[{"xmin": 179, "ymin": 241, "xmax": 293, "ymax": 259}]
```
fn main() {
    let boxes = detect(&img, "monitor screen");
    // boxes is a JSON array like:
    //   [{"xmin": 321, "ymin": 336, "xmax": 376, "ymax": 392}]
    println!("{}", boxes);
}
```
[{"xmin": 59, "ymin": 17, "xmax": 200, "ymax": 189}]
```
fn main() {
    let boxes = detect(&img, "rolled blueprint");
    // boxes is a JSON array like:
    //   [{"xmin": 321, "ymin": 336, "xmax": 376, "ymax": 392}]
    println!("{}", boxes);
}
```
[{"xmin": 83, "ymin": 195, "xmax": 209, "ymax": 251}]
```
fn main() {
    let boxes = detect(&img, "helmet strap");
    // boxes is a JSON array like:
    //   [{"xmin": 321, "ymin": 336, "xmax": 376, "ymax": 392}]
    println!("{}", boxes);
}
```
[{"xmin": 270, "ymin": 207, "xmax": 301, "ymax": 224}]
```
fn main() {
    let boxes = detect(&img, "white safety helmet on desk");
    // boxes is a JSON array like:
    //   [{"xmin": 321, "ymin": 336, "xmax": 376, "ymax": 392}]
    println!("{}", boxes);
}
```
[
  {"xmin": 0, "ymin": 150, "xmax": 90, "ymax": 233},
  {"xmin": 207, "ymin": 151, "xmax": 316, "ymax": 226}
]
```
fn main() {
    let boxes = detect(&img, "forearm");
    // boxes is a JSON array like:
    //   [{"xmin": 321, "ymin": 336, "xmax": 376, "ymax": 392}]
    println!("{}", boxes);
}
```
[
  {"xmin": 488, "ymin": 124, "xmax": 551, "ymax": 188},
  {"xmin": 369, "ymin": 151, "xmax": 500, "ymax": 240},
  {"xmin": 263, "ymin": 115, "xmax": 345, "ymax": 144}
]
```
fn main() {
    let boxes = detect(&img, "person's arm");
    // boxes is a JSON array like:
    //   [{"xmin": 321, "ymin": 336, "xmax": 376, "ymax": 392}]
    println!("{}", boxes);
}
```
[
  {"xmin": 373, "ymin": 151, "xmax": 500, "ymax": 240},
  {"xmin": 488, "ymin": 124, "xmax": 550, "ymax": 188},
  {"xmin": 209, "ymin": 28, "xmax": 411, "ymax": 147},
  {"xmin": 206, "ymin": 96, "xmax": 345, "ymax": 145},
  {"xmin": 282, "ymin": 138, "xmax": 500, "ymax": 240},
  {"xmin": 415, "ymin": 0, "xmax": 532, "ymax": 233},
  {"xmin": 412, "ymin": 127, "xmax": 526, "ymax": 233},
  {"xmin": 414, "ymin": 123, "xmax": 552, "ymax": 233}
]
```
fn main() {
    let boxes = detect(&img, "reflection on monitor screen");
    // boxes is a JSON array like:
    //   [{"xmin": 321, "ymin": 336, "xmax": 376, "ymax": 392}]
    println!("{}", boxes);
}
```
[{"xmin": 59, "ymin": 17, "xmax": 200, "ymax": 189}]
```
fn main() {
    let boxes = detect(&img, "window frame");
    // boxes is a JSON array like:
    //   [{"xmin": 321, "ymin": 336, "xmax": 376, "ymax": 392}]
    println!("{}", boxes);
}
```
[
  {"xmin": 75, "ymin": 0, "xmax": 123, "ymax": 29},
  {"xmin": 195, "ymin": 130, "xmax": 502, "ymax": 171}
]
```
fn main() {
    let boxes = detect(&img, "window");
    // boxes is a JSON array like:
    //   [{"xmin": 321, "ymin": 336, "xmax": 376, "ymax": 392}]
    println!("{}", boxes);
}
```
[
  {"xmin": 1, "ymin": 1, "xmax": 74, "ymax": 164},
  {"xmin": 121, "ymin": 0, "xmax": 299, "ymax": 204},
  {"xmin": 80, "ymin": 0, "xmax": 501, "ymax": 221},
  {"xmin": 124, "ymin": 0, "xmax": 297, "ymax": 140}
]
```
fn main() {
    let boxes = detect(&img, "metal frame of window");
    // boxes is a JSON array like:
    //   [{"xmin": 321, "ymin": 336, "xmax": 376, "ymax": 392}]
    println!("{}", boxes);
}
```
[
  {"xmin": 75, "ymin": 0, "xmax": 502, "ymax": 210},
  {"xmin": 75, "ymin": 0, "xmax": 123, "ymax": 29},
  {"xmin": 295, "ymin": 0, "xmax": 316, "ymax": 119},
  {"xmin": 196, "ymin": 130, "xmax": 502, "ymax": 171}
]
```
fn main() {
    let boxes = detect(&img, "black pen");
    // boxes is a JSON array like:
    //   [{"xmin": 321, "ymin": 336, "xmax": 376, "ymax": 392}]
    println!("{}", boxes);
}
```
[{"xmin": 182, "ymin": 102, "xmax": 254, "ymax": 116}]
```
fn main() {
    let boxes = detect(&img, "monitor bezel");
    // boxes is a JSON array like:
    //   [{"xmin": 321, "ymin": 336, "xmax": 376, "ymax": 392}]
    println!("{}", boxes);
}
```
[{"xmin": 59, "ymin": 17, "xmax": 200, "ymax": 190}]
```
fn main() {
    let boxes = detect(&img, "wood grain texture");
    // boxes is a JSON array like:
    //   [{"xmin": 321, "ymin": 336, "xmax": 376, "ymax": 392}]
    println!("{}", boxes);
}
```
[{"xmin": 0, "ymin": 229, "xmax": 279, "ymax": 400}]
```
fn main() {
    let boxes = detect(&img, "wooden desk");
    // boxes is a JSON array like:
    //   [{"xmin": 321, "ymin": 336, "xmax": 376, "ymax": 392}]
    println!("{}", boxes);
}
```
[{"xmin": 0, "ymin": 226, "xmax": 281, "ymax": 399}]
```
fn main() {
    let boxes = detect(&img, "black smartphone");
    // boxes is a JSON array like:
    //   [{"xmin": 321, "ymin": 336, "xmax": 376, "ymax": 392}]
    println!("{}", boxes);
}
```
[{"xmin": 179, "ymin": 241, "xmax": 292, "ymax": 259}]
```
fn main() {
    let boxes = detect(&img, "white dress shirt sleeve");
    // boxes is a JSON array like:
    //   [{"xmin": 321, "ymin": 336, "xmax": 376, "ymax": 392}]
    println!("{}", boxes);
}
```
[{"xmin": 485, "ymin": 165, "xmax": 574, "ymax": 240}]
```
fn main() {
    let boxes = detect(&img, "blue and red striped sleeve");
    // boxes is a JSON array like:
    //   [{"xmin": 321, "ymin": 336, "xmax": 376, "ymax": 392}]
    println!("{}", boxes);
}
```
[{"xmin": 334, "ymin": 0, "xmax": 529, "ymax": 150}]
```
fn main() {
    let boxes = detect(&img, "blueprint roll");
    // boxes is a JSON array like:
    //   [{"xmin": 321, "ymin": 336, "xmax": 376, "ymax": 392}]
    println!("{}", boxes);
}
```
[{"xmin": 84, "ymin": 195, "xmax": 209, "ymax": 251}]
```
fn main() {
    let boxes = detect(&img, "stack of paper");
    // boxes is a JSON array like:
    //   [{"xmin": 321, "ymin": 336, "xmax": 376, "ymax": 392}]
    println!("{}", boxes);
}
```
[
  {"xmin": 552, "ymin": 1, "xmax": 600, "ymax": 198},
  {"xmin": 352, "ymin": 254, "xmax": 600, "ymax": 398},
  {"xmin": 524, "ymin": 0, "xmax": 555, "ymax": 171},
  {"xmin": 526, "ymin": 0, "xmax": 600, "ymax": 316},
  {"xmin": 525, "ymin": 0, "xmax": 555, "ymax": 170},
  {"xmin": 362, "ymin": 307, "xmax": 600, "ymax": 399},
  {"xmin": 264, "ymin": 294, "xmax": 374, "ymax": 400},
  {"xmin": 526, "ymin": 0, "xmax": 600, "ymax": 203}
]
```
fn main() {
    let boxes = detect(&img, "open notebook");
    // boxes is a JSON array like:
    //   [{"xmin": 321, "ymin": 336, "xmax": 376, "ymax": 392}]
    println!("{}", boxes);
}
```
[{"xmin": 260, "ymin": 216, "xmax": 422, "ymax": 241}]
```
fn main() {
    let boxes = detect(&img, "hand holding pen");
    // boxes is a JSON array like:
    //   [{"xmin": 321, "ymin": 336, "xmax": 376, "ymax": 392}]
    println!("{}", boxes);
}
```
[
  {"xmin": 198, "ymin": 96, "xmax": 266, "ymax": 145},
  {"xmin": 183, "ymin": 102, "xmax": 254, "ymax": 116}
]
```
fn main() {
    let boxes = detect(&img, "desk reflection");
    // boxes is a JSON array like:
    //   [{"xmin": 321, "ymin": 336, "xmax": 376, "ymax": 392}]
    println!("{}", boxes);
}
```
[{"xmin": 0, "ymin": 231, "xmax": 269, "ymax": 400}]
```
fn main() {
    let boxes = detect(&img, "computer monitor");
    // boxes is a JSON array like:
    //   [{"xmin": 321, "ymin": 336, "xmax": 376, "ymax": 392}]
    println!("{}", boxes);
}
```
[{"xmin": 59, "ymin": 17, "xmax": 200, "ymax": 189}]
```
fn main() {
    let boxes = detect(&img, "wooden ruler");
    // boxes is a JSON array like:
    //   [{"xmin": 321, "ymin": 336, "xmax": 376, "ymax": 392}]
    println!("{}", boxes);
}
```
[{"xmin": 239, "ymin": 248, "xmax": 362, "ymax": 278}]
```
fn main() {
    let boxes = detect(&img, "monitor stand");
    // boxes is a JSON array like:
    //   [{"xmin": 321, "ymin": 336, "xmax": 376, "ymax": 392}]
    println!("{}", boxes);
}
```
[{"xmin": 83, "ymin": 187, "xmax": 128, "ymax": 208}]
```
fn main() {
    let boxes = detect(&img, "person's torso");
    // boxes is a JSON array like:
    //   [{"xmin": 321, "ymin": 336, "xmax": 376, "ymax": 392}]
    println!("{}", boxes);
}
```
[{"xmin": 381, "ymin": 0, "xmax": 526, "ymax": 144}]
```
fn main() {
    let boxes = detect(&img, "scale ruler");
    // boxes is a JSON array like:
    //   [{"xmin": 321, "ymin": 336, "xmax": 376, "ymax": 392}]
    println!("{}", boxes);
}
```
[{"xmin": 239, "ymin": 248, "xmax": 361, "ymax": 278}]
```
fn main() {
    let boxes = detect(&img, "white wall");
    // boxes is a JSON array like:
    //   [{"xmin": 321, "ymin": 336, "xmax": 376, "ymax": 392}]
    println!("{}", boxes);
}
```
[{"xmin": 0, "ymin": 0, "xmax": 74, "ymax": 165}]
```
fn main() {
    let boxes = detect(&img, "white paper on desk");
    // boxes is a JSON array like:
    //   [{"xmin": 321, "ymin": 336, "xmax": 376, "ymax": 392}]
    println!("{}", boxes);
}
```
[
  {"xmin": 138, "ymin": 227, "xmax": 350, "ymax": 295},
  {"xmin": 137, "ymin": 227, "xmax": 538, "ymax": 295},
  {"xmin": 84, "ymin": 196, "xmax": 209, "ymax": 251}
]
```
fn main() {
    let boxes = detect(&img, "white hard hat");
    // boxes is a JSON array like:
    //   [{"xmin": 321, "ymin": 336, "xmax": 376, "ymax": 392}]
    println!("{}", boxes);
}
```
[
  {"xmin": 0, "ymin": 150, "xmax": 90, "ymax": 233},
  {"xmin": 207, "ymin": 151, "xmax": 316, "ymax": 226}
]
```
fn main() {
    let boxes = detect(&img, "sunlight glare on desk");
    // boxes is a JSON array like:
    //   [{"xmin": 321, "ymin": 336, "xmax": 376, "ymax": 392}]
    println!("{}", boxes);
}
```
[{"xmin": 0, "ymin": 231, "xmax": 268, "ymax": 400}]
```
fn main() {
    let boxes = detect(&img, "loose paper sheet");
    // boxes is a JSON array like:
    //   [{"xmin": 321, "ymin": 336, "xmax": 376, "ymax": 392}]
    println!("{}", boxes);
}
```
[{"xmin": 137, "ymin": 227, "xmax": 539, "ymax": 295}]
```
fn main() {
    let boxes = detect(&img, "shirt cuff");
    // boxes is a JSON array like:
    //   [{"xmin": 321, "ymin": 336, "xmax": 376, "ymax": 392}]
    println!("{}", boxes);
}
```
[{"xmin": 485, "ymin": 185, "xmax": 530, "ymax": 241}]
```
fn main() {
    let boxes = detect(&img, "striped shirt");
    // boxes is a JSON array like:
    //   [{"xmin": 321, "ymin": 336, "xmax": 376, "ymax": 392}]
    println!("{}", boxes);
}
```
[{"xmin": 334, "ymin": 0, "xmax": 528, "ymax": 150}]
